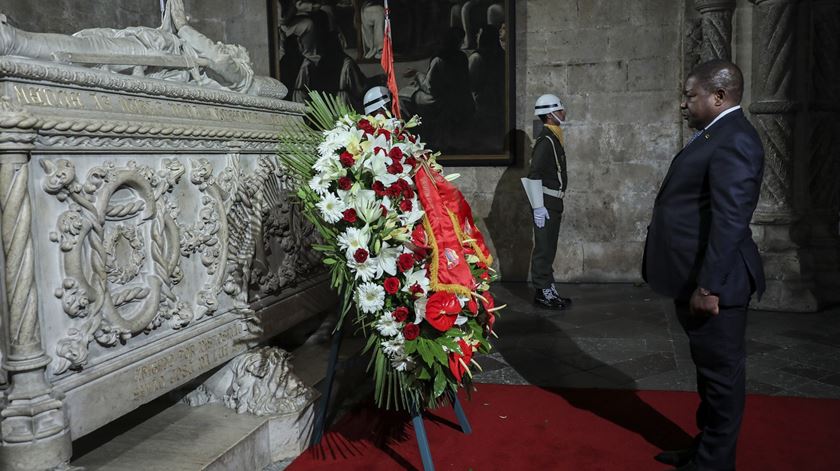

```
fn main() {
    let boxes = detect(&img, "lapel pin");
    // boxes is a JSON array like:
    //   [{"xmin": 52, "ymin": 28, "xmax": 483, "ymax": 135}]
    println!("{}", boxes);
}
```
[{"xmin": 704, "ymin": 134, "xmax": 710, "ymax": 139}]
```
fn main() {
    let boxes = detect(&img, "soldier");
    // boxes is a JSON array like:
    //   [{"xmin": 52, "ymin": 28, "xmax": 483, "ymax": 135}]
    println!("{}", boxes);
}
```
[{"xmin": 521, "ymin": 94, "xmax": 572, "ymax": 309}]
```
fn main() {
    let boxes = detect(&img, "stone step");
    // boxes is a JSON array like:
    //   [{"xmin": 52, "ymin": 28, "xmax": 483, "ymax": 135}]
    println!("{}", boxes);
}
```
[{"xmin": 71, "ymin": 403, "xmax": 273, "ymax": 471}]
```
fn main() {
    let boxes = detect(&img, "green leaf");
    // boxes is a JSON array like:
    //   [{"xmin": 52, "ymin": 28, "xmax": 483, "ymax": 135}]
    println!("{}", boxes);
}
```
[
  {"xmin": 403, "ymin": 340, "xmax": 417, "ymax": 355},
  {"xmin": 417, "ymin": 366, "xmax": 431, "ymax": 380},
  {"xmin": 433, "ymin": 366, "xmax": 447, "ymax": 398},
  {"xmin": 322, "ymin": 258, "xmax": 337, "ymax": 265},
  {"xmin": 416, "ymin": 339, "xmax": 435, "ymax": 367}
]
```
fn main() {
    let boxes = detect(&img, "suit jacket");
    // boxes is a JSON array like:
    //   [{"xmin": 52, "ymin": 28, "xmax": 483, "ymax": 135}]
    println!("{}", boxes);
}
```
[
  {"xmin": 528, "ymin": 126, "xmax": 567, "ymax": 212},
  {"xmin": 643, "ymin": 109, "xmax": 766, "ymax": 306}
]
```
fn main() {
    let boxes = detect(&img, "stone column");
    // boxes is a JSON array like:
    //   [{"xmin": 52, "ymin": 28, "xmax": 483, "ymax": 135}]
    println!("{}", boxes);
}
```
[
  {"xmin": 0, "ymin": 132, "xmax": 72, "ymax": 470},
  {"xmin": 806, "ymin": 0, "xmax": 840, "ymax": 305},
  {"xmin": 748, "ymin": 0, "xmax": 817, "ymax": 311},
  {"xmin": 695, "ymin": 0, "xmax": 737, "ymax": 61}
]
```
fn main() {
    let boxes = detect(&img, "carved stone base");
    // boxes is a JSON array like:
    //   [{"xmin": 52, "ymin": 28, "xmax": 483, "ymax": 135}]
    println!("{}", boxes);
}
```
[
  {"xmin": 0, "ymin": 426, "xmax": 71, "ymax": 471},
  {"xmin": 750, "ymin": 222, "xmax": 819, "ymax": 312}
]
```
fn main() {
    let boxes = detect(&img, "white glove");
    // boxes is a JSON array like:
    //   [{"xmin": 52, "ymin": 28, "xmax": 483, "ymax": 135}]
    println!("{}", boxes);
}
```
[{"xmin": 533, "ymin": 207, "xmax": 549, "ymax": 228}]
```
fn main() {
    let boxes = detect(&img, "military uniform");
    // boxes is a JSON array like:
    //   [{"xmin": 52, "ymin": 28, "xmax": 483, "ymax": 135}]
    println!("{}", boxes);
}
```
[{"xmin": 528, "ymin": 125, "xmax": 567, "ymax": 291}]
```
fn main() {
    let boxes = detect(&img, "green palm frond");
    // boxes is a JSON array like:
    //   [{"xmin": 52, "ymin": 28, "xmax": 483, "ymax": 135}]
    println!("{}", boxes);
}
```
[{"xmin": 277, "ymin": 90, "xmax": 356, "ymax": 183}]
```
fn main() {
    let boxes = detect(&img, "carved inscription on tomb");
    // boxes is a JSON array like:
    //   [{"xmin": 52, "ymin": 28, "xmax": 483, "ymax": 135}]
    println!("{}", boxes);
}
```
[
  {"xmin": 8, "ymin": 84, "xmax": 286, "ymax": 126},
  {"xmin": 132, "ymin": 323, "xmax": 243, "ymax": 401}
]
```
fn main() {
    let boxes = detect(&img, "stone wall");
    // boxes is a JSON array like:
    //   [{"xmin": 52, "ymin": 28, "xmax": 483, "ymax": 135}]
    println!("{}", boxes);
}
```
[{"xmin": 452, "ymin": 0, "xmax": 686, "ymax": 283}]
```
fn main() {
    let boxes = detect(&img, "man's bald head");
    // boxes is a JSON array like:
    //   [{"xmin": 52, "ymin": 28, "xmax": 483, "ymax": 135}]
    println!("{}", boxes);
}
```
[{"xmin": 688, "ymin": 59, "xmax": 744, "ymax": 105}]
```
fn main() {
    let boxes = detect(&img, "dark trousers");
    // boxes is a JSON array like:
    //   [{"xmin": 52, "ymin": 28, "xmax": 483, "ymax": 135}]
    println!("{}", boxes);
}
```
[
  {"xmin": 676, "ymin": 302, "xmax": 748, "ymax": 471},
  {"xmin": 529, "ymin": 208, "xmax": 562, "ymax": 290}
]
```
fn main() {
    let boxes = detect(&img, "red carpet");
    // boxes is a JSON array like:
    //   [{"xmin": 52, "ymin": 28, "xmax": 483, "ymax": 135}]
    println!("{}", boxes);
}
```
[{"xmin": 288, "ymin": 383, "xmax": 840, "ymax": 470}]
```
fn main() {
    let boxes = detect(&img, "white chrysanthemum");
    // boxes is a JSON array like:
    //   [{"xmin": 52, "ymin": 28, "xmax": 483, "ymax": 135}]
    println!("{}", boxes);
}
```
[
  {"xmin": 356, "ymin": 282, "xmax": 385, "ymax": 314},
  {"xmin": 313, "ymin": 154, "xmax": 341, "ymax": 174},
  {"xmin": 337, "ymin": 226, "xmax": 370, "ymax": 257},
  {"xmin": 308, "ymin": 174, "xmax": 331, "ymax": 195},
  {"xmin": 381, "ymin": 334, "xmax": 405, "ymax": 356},
  {"xmin": 316, "ymin": 192, "xmax": 345, "ymax": 223},
  {"xmin": 376, "ymin": 242, "xmax": 400, "ymax": 276},
  {"xmin": 402, "ymin": 268, "xmax": 430, "ymax": 296},
  {"xmin": 392, "ymin": 355, "xmax": 415, "ymax": 372},
  {"xmin": 348, "ymin": 255, "xmax": 378, "ymax": 282},
  {"xmin": 375, "ymin": 312, "xmax": 401, "ymax": 337}
]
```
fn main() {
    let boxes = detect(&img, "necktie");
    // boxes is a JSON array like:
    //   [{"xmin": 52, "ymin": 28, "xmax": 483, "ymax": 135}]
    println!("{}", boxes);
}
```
[{"xmin": 685, "ymin": 129, "xmax": 704, "ymax": 148}]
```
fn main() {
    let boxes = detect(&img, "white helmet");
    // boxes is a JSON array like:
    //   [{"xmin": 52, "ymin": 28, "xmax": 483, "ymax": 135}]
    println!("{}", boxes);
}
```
[
  {"xmin": 534, "ymin": 94, "xmax": 564, "ymax": 116},
  {"xmin": 363, "ymin": 86, "xmax": 391, "ymax": 115}
]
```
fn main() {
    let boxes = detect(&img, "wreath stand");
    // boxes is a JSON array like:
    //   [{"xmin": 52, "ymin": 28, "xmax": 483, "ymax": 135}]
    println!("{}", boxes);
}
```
[{"xmin": 311, "ymin": 313, "xmax": 472, "ymax": 471}]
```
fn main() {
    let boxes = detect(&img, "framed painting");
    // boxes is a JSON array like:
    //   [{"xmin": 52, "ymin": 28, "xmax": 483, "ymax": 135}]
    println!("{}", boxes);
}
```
[{"xmin": 268, "ymin": 0, "xmax": 516, "ymax": 166}]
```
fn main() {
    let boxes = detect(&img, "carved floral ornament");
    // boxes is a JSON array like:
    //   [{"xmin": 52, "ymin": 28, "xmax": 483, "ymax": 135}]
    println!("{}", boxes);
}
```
[{"xmin": 41, "ymin": 153, "xmax": 322, "ymax": 376}]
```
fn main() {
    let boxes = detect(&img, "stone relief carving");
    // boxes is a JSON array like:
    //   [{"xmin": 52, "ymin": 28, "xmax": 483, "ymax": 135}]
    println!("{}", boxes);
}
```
[
  {"xmin": 41, "ymin": 150, "xmax": 322, "ymax": 375},
  {"xmin": 0, "ymin": 0, "xmax": 286, "ymax": 99},
  {"xmin": 182, "ymin": 347, "xmax": 314, "ymax": 416},
  {"xmin": 44, "ymin": 158, "xmax": 186, "ymax": 374}
]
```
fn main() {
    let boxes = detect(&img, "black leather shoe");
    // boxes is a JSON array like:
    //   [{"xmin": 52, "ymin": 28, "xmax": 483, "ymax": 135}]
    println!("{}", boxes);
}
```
[
  {"xmin": 534, "ymin": 289, "xmax": 566, "ymax": 310},
  {"xmin": 671, "ymin": 461, "xmax": 698, "ymax": 471},
  {"xmin": 654, "ymin": 448, "xmax": 695, "ymax": 467},
  {"xmin": 549, "ymin": 286, "xmax": 572, "ymax": 306}
]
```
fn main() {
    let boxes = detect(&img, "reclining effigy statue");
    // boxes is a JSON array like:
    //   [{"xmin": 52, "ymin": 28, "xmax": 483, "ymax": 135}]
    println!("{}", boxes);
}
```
[{"xmin": 0, "ymin": 0, "xmax": 285, "ymax": 99}]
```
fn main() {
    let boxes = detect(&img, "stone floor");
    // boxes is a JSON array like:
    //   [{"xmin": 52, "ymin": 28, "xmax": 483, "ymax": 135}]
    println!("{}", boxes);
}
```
[
  {"xmin": 269, "ymin": 282, "xmax": 840, "ymax": 469},
  {"xmin": 474, "ymin": 282, "xmax": 840, "ymax": 398}
]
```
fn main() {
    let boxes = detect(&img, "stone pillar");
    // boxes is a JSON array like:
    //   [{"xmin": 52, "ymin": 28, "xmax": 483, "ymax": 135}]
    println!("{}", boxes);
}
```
[
  {"xmin": 806, "ymin": 0, "xmax": 840, "ymax": 305},
  {"xmin": 695, "ymin": 0, "xmax": 737, "ymax": 61},
  {"xmin": 748, "ymin": 0, "xmax": 818, "ymax": 311},
  {"xmin": 0, "ymin": 132, "xmax": 72, "ymax": 470}
]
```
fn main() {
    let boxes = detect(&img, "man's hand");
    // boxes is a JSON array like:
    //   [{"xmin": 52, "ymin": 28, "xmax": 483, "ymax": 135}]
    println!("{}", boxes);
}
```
[
  {"xmin": 690, "ymin": 287, "xmax": 720, "ymax": 316},
  {"xmin": 533, "ymin": 207, "xmax": 549, "ymax": 228}
]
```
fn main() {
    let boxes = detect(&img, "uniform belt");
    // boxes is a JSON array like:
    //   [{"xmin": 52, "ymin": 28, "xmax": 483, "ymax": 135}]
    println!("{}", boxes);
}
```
[{"xmin": 542, "ymin": 186, "xmax": 564, "ymax": 198}]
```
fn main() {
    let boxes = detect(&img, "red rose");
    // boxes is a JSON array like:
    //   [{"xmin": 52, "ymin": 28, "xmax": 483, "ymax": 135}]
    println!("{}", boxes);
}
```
[
  {"xmin": 339, "ymin": 151, "xmax": 355, "ymax": 167},
  {"xmin": 342, "ymin": 208, "xmax": 357, "ymax": 223},
  {"xmin": 353, "ymin": 248, "xmax": 368, "ymax": 263},
  {"xmin": 404, "ymin": 156, "xmax": 417, "ymax": 168},
  {"xmin": 403, "ymin": 323, "xmax": 419, "ymax": 340},
  {"xmin": 425, "ymin": 292, "xmax": 461, "ymax": 332},
  {"xmin": 396, "ymin": 179, "xmax": 409, "ymax": 191},
  {"xmin": 408, "ymin": 283, "xmax": 424, "ymax": 297},
  {"xmin": 377, "ymin": 128, "xmax": 391, "ymax": 140},
  {"xmin": 399, "ymin": 198, "xmax": 413, "ymax": 212},
  {"xmin": 392, "ymin": 306, "xmax": 409, "ymax": 322},
  {"xmin": 388, "ymin": 147, "xmax": 403, "ymax": 160},
  {"xmin": 373, "ymin": 146, "xmax": 385, "ymax": 156},
  {"xmin": 402, "ymin": 187, "xmax": 415, "ymax": 200},
  {"xmin": 398, "ymin": 253, "xmax": 415, "ymax": 272},
  {"xmin": 467, "ymin": 298, "xmax": 478, "ymax": 314},
  {"xmin": 357, "ymin": 119, "xmax": 374, "ymax": 134},
  {"xmin": 387, "ymin": 162, "xmax": 403, "ymax": 175},
  {"xmin": 476, "ymin": 261, "xmax": 488, "ymax": 270},
  {"xmin": 338, "ymin": 176, "xmax": 352, "ymax": 190},
  {"xmin": 381, "ymin": 204, "xmax": 388, "ymax": 217},
  {"xmin": 386, "ymin": 183, "xmax": 401, "ymax": 197},
  {"xmin": 480, "ymin": 271, "xmax": 490, "ymax": 280},
  {"xmin": 372, "ymin": 180, "xmax": 386, "ymax": 196},
  {"xmin": 408, "ymin": 134, "xmax": 417, "ymax": 143},
  {"xmin": 384, "ymin": 277, "xmax": 400, "ymax": 294},
  {"xmin": 448, "ymin": 339, "xmax": 474, "ymax": 382}
]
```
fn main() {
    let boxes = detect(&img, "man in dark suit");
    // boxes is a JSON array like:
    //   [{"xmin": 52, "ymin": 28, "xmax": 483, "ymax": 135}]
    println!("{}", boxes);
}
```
[{"xmin": 643, "ymin": 60, "xmax": 765, "ymax": 471}]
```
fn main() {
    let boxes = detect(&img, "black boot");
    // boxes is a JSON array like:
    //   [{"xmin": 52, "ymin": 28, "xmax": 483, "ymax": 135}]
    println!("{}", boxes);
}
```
[
  {"xmin": 534, "ymin": 288, "xmax": 566, "ymax": 309},
  {"xmin": 550, "ymin": 285, "xmax": 572, "ymax": 306}
]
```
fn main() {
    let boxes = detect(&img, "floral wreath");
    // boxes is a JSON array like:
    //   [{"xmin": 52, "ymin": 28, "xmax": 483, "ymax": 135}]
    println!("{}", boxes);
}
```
[{"xmin": 278, "ymin": 93, "xmax": 502, "ymax": 410}]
